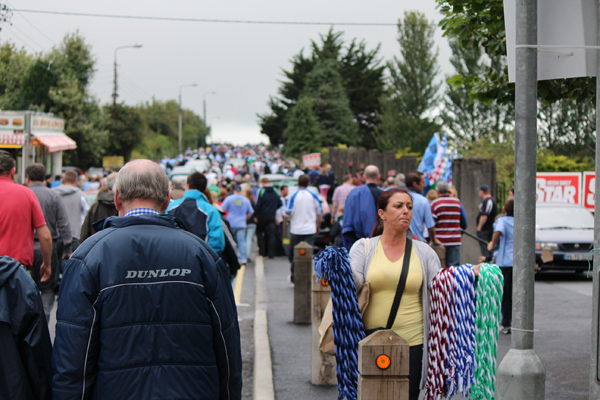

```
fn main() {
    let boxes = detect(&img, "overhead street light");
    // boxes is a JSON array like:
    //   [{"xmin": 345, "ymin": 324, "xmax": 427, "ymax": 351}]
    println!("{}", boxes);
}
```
[
  {"xmin": 179, "ymin": 83, "xmax": 198, "ymax": 155},
  {"xmin": 112, "ymin": 43, "xmax": 142, "ymax": 119}
]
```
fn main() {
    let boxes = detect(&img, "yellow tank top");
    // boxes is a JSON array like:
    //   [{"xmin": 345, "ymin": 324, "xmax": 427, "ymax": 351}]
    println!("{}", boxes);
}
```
[{"xmin": 362, "ymin": 241, "xmax": 424, "ymax": 346}]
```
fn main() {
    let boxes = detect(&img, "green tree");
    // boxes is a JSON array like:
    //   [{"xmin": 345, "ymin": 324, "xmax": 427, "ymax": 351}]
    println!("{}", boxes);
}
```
[
  {"xmin": 375, "ymin": 11, "xmax": 441, "ymax": 153},
  {"xmin": 0, "ymin": 43, "xmax": 34, "ymax": 109},
  {"xmin": 282, "ymin": 97, "xmax": 321, "ymax": 157},
  {"xmin": 258, "ymin": 29, "xmax": 385, "ymax": 148},
  {"xmin": 436, "ymin": 0, "xmax": 594, "ymax": 105},
  {"xmin": 300, "ymin": 59, "xmax": 359, "ymax": 148},
  {"xmin": 103, "ymin": 104, "xmax": 144, "ymax": 161},
  {"xmin": 390, "ymin": 11, "xmax": 440, "ymax": 119},
  {"xmin": 134, "ymin": 99, "xmax": 208, "ymax": 158},
  {"xmin": 442, "ymin": 39, "xmax": 513, "ymax": 148}
]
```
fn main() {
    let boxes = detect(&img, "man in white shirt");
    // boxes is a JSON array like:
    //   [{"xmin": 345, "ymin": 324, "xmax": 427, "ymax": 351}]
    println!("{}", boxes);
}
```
[{"xmin": 286, "ymin": 174, "xmax": 322, "ymax": 283}]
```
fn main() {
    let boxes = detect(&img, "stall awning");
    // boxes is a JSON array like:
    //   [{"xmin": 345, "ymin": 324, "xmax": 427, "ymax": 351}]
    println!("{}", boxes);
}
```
[
  {"xmin": 33, "ymin": 133, "xmax": 77, "ymax": 152},
  {"xmin": 0, "ymin": 134, "xmax": 26, "ymax": 146}
]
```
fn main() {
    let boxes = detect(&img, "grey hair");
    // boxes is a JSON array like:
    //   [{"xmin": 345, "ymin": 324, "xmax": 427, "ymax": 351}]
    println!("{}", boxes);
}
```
[
  {"xmin": 115, "ymin": 160, "xmax": 169, "ymax": 207},
  {"xmin": 104, "ymin": 173, "xmax": 117, "ymax": 191},
  {"xmin": 437, "ymin": 181, "xmax": 450, "ymax": 194},
  {"xmin": 395, "ymin": 173, "xmax": 405, "ymax": 184}
]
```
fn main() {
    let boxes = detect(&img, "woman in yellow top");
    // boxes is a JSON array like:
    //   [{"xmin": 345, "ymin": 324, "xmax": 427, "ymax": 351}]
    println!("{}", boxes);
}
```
[{"xmin": 350, "ymin": 187, "xmax": 442, "ymax": 400}]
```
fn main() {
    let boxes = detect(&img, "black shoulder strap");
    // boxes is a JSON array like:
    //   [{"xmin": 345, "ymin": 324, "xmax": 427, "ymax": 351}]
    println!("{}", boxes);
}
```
[{"xmin": 386, "ymin": 238, "xmax": 413, "ymax": 329}]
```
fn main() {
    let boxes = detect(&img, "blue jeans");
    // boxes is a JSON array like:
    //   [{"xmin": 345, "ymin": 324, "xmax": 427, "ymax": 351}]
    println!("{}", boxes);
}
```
[
  {"xmin": 445, "ymin": 245, "xmax": 461, "ymax": 267},
  {"xmin": 231, "ymin": 227, "xmax": 248, "ymax": 263},
  {"xmin": 246, "ymin": 224, "xmax": 256, "ymax": 259}
]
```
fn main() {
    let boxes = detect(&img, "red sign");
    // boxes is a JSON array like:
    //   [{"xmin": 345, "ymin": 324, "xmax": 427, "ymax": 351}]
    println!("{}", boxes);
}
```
[
  {"xmin": 536, "ymin": 172, "xmax": 581, "ymax": 204},
  {"xmin": 583, "ymin": 171, "xmax": 595, "ymax": 211}
]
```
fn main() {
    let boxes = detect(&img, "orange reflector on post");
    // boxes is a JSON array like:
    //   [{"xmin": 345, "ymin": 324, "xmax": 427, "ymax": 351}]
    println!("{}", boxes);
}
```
[
  {"xmin": 376, "ymin": 354, "xmax": 391, "ymax": 370},
  {"xmin": 320, "ymin": 278, "xmax": 329, "ymax": 286},
  {"xmin": 299, "ymin": 249, "xmax": 306, "ymax": 255}
]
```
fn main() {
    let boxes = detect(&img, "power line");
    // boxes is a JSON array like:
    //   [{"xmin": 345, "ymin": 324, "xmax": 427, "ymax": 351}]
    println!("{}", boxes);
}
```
[
  {"xmin": 12, "ymin": 9, "xmax": 410, "ymax": 27},
  {"xmin": 6, "ymin": 1, "xmax": 56, "ymax": 45},
  {"xmin": 2, "ymin": 24, "xmax": 42, "ymax": 52}
]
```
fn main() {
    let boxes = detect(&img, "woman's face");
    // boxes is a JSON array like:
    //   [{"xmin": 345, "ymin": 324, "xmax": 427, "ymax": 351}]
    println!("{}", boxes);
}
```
[{"xmin": 379, "ymin": 192, "xmax": 413, "ymax": 232}]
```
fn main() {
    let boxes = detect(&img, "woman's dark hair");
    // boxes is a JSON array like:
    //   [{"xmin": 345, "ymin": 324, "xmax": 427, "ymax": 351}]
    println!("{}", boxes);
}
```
[
  {"xmin": 371, "ymin": 187, "xmax": 411, "ymax": 237},
  {"xmin": 504, "ymin": 197, "xmax": 514, "ymax": 217}
]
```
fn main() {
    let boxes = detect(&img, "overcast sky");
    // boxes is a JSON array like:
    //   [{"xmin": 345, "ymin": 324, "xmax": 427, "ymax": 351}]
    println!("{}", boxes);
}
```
[{"xmin": 2, "ymin": 0, "xmax": 453, "ymax": 146}]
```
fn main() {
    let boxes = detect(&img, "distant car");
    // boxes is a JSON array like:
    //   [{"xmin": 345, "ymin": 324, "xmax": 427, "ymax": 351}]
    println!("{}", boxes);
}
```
[
  {"xmin": 167, "ymin": 160, "xmax": 211, "ymax": 182},
  {"xmin": 261, "ymin": 174, "xmax": 296, "ymax": 190},
  {"xmin": 535, "ymin": 203, "xmax": 594, "ymax": 272}
]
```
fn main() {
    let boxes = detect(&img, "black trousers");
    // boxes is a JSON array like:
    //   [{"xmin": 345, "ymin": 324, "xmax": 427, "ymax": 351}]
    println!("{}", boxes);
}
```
[
  {"xmin": 477, "ymin": 230, "xmax": 493, "ymax": 261},
  {"xmin": 500, "ymin": 266, "xmax": 513, "ymax": 327},
  {"xmin": 409, "ymin": 344, "xmax": 423, "ymax": 400},
  {"xmin": 256, "ymin": 216, "xmax": 276, "ymax": 258}
]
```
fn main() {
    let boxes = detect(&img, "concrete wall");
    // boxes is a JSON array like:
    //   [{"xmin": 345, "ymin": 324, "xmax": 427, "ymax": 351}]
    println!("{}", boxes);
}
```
[
  {"xmin": 453, "ymin": 157, "xmax": 497, "ymax": 265},
  {"xmin": 327, "ymin": 147, "xmax": 417, "ymax": 183}
]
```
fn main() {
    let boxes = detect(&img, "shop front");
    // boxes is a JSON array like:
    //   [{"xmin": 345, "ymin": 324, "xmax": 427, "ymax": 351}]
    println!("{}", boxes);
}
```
[{"xmin": 0, "ymin": 111, "xmax": 76, "ymax": 183}]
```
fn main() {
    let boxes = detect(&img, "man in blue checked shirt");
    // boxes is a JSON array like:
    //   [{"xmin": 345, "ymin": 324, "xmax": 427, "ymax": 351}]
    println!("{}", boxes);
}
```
[
  {"xmin": 52, "ymin": 160, "xmax": 242, "ymax": 400},
  {"xmin": 286, "ymin": 174, "xmax": 322, "ymax": 283}
]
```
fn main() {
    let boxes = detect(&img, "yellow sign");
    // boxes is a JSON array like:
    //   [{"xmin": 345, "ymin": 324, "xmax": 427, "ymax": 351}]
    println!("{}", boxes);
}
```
[{"xmin": 103, "ymin": 156, "xmax": 124, "ymax": 168}]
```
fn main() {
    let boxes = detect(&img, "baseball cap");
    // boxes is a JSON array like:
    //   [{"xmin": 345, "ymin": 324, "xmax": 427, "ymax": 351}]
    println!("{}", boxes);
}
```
[{"xmin": 479, "ymin": 184, "xmax": 490, "ymax": 192}]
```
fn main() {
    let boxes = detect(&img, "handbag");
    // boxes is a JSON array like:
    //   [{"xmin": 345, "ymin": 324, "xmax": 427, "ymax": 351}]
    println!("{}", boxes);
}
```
[{"xmin": 363, "ymin": 237, "xmax": 412, "ymax": 336}]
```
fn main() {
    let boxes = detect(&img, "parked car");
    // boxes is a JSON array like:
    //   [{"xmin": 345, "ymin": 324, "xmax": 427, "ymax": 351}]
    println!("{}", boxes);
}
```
[
  {"xmin": 535, "ymin": 203, "xmax": 594, "ymax": 272},
  {"xmin": 168, "ymin": 160, "xmax": 211, "ymax": 182}
]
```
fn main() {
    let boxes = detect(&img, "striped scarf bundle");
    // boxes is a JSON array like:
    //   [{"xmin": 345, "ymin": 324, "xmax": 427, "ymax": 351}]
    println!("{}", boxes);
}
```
[
  {"xmin": 314, "ymin": 246, "xmax": 365, "ymax": 400},
  {"xmin": 425, "ymin": 264, "xmax": 501, "ymax": 400}
]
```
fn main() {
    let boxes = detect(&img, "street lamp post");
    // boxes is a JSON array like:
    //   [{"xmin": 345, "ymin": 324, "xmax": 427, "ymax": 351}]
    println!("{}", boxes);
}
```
[
  {"xmin": 178, "ymin": 83, "xmax": 198, "ymax": 155},
  {"xmin": 112, "ymin": 44, "xmax": 142, "ymax": 119},
  {"xmin": 203, "ymin": 91, "xmax": 216, "ymax": 144}
]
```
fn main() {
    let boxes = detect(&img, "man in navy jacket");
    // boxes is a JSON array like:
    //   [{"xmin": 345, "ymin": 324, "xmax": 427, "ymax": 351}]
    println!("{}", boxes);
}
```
[{"xmin": 52, "ymin": 159, "xmax": 242, "ymax": 400}]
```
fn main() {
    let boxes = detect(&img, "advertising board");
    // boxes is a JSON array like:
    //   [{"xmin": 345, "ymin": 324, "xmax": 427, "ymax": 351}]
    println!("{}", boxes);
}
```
[
  {"xmin": 302, "ymin": 153, "xmax": 321, "ymax": 169},
  {"xmin": 583, "ymin": 171, "xmax": 595, "ymax": 210},
  {"xmin": 536, "ymin": 172, "xmax": 581, "ymax": 204}
]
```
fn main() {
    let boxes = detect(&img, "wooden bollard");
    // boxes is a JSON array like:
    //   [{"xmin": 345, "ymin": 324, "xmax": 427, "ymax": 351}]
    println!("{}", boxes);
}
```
[
  {"xmin": 358, "ymin": 330, "xmax": 410, "ymax": 400},
  {"xmin": 311, "ymin": 273, "xmax": 337, "ymax": 385},
  {"xmin": 293, "ymin": 241, "xmax": 313, "ymax": 324}
]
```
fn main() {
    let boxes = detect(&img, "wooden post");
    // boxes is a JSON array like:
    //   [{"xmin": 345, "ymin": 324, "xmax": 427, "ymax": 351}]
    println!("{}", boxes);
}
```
[
  {"xmin": 358, "ymin": 330, "xmax": 410, "ymax": 400},
  {"xmin": 311, "ymin": 273, "xmax": 337, "ymax": 385},
  {"xmin": 293, "ymin": 241, "xmax": 312, "ymax": 324}
]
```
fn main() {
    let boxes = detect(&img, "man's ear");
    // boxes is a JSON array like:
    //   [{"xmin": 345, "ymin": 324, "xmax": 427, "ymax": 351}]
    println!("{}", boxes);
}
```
[
  {"xmin": 160, "ymin": 191, "xmax": 171, "ymax": 212},
  {"xmin": 114, "ymin": 189, "xmax": 123, "ymax": 212}
]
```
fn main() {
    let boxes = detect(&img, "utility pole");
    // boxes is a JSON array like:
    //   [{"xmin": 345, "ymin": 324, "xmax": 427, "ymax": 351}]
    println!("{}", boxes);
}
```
[
  {"xmin": 178, "ymin": 83, "xmax": 198, "ymax": 155},
  {"xmin": 497, "ymin": 0, "xmax": 546, "ymax": 396},
  {"xmin": 589, "ymin": 1, "xmax": 600, "ymax": 398},
  {"xmin": 112, "ymin": 44, "xmax": 142, "ymax": 120}
]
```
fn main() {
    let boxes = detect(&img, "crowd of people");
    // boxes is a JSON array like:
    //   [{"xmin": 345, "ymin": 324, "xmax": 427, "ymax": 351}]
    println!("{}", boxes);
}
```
[{"xmin": 0, "ymin": 143, "xmax": 514, "ymax": 399}]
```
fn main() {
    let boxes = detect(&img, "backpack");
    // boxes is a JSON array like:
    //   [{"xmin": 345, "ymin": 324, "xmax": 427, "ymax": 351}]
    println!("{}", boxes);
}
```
[{"xmin": 167, "ymin": 198, "xmax": 209, "ymax": 241}]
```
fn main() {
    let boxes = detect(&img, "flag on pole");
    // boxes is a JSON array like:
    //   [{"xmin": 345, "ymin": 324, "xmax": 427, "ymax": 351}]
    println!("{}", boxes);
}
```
[{"xmin": 418, "ymin": 133, "xmax": 439, "ymax": 186}]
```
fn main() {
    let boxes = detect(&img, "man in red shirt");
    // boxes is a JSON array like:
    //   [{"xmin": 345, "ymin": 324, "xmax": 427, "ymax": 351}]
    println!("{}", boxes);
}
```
[
  {"xmin": 431, "ymin": 181, "xmax": 467, "ymax": 267},
  {"xmin": 0, "ymin": 151, "xmax": 51, "ymax": 281}
]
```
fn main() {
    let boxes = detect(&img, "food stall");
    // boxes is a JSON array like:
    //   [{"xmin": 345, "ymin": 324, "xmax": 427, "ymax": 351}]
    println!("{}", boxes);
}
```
[{"xmin": 0, "ymin": 111, "xmax": 76, "ymax": 183}]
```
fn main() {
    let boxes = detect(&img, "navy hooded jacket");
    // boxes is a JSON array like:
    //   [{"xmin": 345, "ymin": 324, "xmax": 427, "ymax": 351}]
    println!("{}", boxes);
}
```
[
  {"xmin": 52, "ymin": 214, "xmax": 242, "ymax": 400},
  {"xmin": 0, "ymin": 255, "xmax": 53, "ymax": 400}
]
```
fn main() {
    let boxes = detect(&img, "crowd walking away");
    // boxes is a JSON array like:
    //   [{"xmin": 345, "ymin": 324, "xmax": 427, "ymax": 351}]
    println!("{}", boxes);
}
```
[{"xmin": 0, "ymin": 143, "xmax": 512, "ymax": 399}]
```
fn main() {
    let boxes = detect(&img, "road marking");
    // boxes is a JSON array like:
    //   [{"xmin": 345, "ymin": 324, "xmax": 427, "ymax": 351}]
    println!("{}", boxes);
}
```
[
  {"xmin": 253, "ymin": 256, "xmax": 275, "ymax": 400},
  {"xmin": 234, "ymin": 264, "xmax": 245, "ymax": 304}
]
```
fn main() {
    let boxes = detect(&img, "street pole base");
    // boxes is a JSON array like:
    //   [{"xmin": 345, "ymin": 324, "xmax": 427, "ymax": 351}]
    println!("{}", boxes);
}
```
[{"xmin": 497, "ymin": 348, "xmax": 546, "ymax": 400}]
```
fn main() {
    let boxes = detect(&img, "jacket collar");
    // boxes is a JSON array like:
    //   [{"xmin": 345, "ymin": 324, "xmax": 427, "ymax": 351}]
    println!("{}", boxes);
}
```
[
  {"xmin": 93, "ymin": 214, "xmax": 185, "ymax": 232},
  {"xmin": 183, "ymin": 189, "xmax": 209, "ymax": 202}
]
